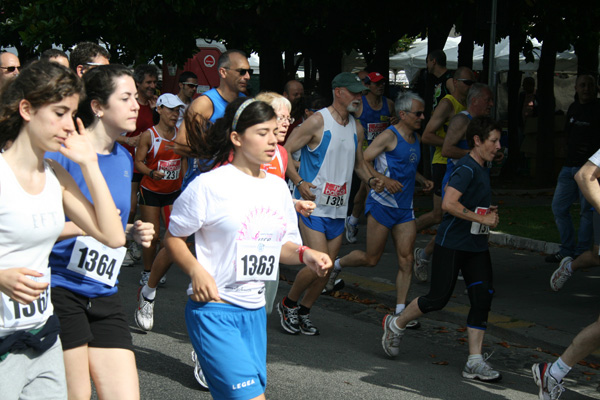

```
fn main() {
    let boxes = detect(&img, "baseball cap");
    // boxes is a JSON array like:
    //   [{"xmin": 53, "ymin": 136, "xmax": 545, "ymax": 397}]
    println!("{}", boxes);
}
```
[
  {"xmin": 331, "ymin": 72, "xmax": 366, "ymax": 94},
  {"xmin": 367, "ymin": 72, "xmax": 384, "ymax": 83},
  {"xmin": 156, "ymin": 93, "xmax": 186, "ymax": 109}
]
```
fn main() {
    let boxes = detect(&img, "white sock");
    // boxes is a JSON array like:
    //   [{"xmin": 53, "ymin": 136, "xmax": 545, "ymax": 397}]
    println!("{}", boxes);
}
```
[
  {"xmin": 395, "ymin": 304, "xmax": 405, "ymax": 315},
  {"xmin": 348, "ymin": 215, "xmax": 359, "ymax": 226},
  {"xmin": 550, "ymin": 357, "xmax": 571, "ymax": 382},
  {"xmin": 388, "ymin": 315, "xmax": 405, "ymax": 334},
  {"xmin": 141, "ymin": 284, "xmax": 157, "ymax": 301},
  {"xmin": 564, "ymin": 261, "xmax": 573, "ymax": 274},
  {"xmin": 467, "ymin": 354, "xmax": 483, "ymax": 366},
  {"xmin": 334, "ymin": 258, "xmax": 342, "ymax": 271}
]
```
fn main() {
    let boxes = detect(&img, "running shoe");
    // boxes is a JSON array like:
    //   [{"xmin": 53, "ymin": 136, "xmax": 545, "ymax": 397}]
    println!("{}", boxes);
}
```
[
  {"xmin": 550, "ymin": 257, "xmax": 573, "ymax": 292},
  {"xmin": 545, "ymin": 252, "xmax": 564, "ymax": 263},
  {"xmin": 345, "ymin": 216, "xmax": 358, "ymax": 244},
  {"xmin": 381, "ymin": 314, "xmax": 404, "ymax": 357},
  {"xmin": 532, "ymin": 362, "xmax": 565, "ymax": 400},
  {"xmin": 299, "ymin": 313, "xmax": 320, "ymax": 336},
  {"xmin": 322, "ymin": 268, "xmax": 345, "ymax": 294},
  {"xmin": 191, "ymin": 350, "xmax": 209, "ymax": 390},
  {"xmin": 159, "ymin": 273, "xmax": 167, "ymax": 285},
  {"xmin": 128, "ymin": 241, "xmax": 142, "ymax": 261},
  {"xmin": 405, "ymin": 319, "xmax": 421, "ymax": 330},
  {"xmin": 122, "ymin": 250, "xmax": 135, "ymax": 267},
  {"xmin": 277, "ymin": 300, "xmax": 300, "ymax": 334},
  {"xmin": 413, "ymin": 247, "xmax": 429, "ymax": 282},
  {"xmin": 139, "ymin": 270, "xmax": 150, "ymax": 286},
  {"xmin": 462, "ymin": 353, "xmax": 502, "ymax": 382},
  {"xmin": 134, "ymin": 287, "xmax": 154, "ymax": 331}
]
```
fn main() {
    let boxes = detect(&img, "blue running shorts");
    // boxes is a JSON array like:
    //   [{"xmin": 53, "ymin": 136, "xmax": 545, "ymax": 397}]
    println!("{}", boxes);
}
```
[
  {"xmin": 185, "ymin": 301, "xmax": 267, "ymax": 400},
  {"xmin": 298, "ymin": 214, "xmax": 344, "ymax": 240},
  {"xmin": 366, "ymin": 199, "xmax": 415, "ymax": 230}
]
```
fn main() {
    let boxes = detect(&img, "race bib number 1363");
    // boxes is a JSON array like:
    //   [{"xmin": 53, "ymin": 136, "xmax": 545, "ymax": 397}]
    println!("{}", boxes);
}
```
[{"xmin": 235, "ymin": 240, "xmax": 281, "ymax": 282}]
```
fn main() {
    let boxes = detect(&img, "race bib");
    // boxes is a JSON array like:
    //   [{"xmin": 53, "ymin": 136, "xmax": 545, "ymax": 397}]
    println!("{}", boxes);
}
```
[
  {"xmin": 470, "ymin": 207, "xmax": 490, "ymax": 235},
  {"xmin": 319, "ymin": 182, "xmax": 348, "ymax": 208},
  {"xmin": 66, "ymin": 236, "xmax": 126, "ymax": 287},
  {"xmin": 158, "ymin": 159, "xmax": 181, "ymax": 180},
  {"xmin": 235, "ymin": 240, "xmax": 281, "ymax": 282},
  {"xmin": 366, "ymin": 121, "xmax": 390, "ymax": 141},
  {"xmin": 2, "ymin": 273, "xmax": 51, "ymax": 328}
]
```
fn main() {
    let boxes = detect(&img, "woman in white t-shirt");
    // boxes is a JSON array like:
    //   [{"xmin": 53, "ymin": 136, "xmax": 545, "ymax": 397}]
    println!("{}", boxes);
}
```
[
  {"xmin": 0, "ymin": 61, "xmax": 125, "ymax": 398},
  {"xmin": 165, "ymin": 97, "xmax": 332, "ymax": 400}
]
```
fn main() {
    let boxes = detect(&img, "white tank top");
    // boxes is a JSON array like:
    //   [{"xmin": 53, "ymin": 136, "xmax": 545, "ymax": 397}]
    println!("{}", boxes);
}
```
[
  {"xmin": 298, "ymin": 108, "xmax": 357, "ymax": 219},
  {"xmin": 0, "ymin": 155, "xmax": 64, "ymax": 337}
]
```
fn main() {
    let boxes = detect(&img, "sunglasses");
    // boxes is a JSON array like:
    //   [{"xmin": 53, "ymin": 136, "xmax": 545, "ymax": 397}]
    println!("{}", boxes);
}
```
[
  {"xmin": 405, "ymin": 110, "xmax": 425, "ymax": 117},
  {"xmin": 457, "ymin": 79, "xmax": 475, "ymax": 86},
  {"xmin": 225, "ymin": 67, "xmax": 253, "ymax": 76},
  {"xmin": 182, "ymin": 83, "xmax": 199, "ymax": 88},
  {"xmin": 0, "ymin": 66, "xmax": 21, "ymax": 73}
]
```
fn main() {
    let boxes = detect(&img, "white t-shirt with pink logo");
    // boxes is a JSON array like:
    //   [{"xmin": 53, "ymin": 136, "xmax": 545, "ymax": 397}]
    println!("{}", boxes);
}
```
[{"xmin": 169, "ymin": 164, "xmax": 301, "ymax": 309}]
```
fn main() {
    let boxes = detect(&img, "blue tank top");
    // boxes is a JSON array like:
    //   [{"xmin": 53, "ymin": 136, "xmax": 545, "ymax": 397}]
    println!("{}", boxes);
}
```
[
  {"xmin": 47, "ymin": 144, "xmax": 132, "ymax": 298},
  {"xmin": 358, "ymin": 96, "xmax": 391, "ymax": 144},
  {"xmin": 181, "ymin": 89, "xmax": 245, "ymax": 190},
  {"xmin": 369, "ymin": 126, "xmax": 420, "ymax": 209}
]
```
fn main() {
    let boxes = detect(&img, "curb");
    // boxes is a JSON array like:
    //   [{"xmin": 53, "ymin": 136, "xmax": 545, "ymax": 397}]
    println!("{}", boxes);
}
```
[{"xmin": 489, "ymin": 231, "xmax": 560, "ymax": 255}]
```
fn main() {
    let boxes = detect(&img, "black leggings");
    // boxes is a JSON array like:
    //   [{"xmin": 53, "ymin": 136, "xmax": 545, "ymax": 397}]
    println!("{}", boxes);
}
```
[{"xmin": 417, "ymin": 244, "xmax": 494, "ymax": 329}]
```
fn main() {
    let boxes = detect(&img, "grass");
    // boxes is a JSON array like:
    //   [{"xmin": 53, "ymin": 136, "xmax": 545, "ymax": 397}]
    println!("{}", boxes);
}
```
[
  {"xmin": 493, "ymin": 205, "xmax": 579, "ymax": 243},
  {"xmin": 415, "ymin": 204, "xmax": 581, "ymax": 243}
]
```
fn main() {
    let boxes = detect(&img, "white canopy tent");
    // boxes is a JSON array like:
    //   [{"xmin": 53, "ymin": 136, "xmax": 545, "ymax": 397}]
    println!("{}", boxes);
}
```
[{"xmin": 390, "ymin": 36, "xmax": 579, "ymax": 84}]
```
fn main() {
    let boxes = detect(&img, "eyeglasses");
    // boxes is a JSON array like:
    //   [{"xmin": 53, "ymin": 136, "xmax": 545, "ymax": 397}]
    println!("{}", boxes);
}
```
[
  {"xmin": 0, "ymin": 66, "xmax": 21, "ymax": 73},
  {"xmin": 182, "ymin": 83, "xmax": 199, "ymax": 88},
  {"xmin": 224, "ymin": 67, "xmax": 253, "ymax": 76},
  {"xmin": 277, "ymin": 116, "xmax": 295, "ymax": 124},
  {"xmin": 404, "ymin": 110, "xmax": 425, "ymax": 117},
  {"xmin": 457, "ymin": 79, "xmax": 475, "ymax": 86}
]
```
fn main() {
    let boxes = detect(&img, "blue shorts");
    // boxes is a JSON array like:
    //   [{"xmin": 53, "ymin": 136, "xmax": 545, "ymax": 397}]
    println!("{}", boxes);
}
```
[
  {"xmin": 365, "ymin": 200, "xmax": 414, "ymax": 230},
  {"xmin": 298, "ymin": 215, "xmax": 344, "ymax": 240},
  {"xmin": 185, "ymin": 301, "xmax": 266, "ymax": 400}
]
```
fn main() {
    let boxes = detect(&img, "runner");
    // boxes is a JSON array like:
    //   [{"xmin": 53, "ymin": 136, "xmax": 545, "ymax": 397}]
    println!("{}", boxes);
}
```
[
  {"xmin": 256, "ymin": 92, "xmax": 316, "ymax": 314},
  {"xmin": 381, "ymin": 116, "xmax": 503, "ymax": 382},
  {"xmin": 135, "ymin": 94, "xmax": 185, "ymax": 287},
  {"xmin": 164, "ymin": 98, "xmax": 332, "ymax": 400},
  {"xmin": 47, "ymin": 64, "xmax": 154, "ymax": 399},
  {"xmin": 0, "ymin": 61, "xmax": 124, "ymax": 398}
]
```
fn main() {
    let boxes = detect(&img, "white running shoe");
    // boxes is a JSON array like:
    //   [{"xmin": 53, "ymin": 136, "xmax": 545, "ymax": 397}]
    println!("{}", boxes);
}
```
[
  {"xmin": 139, "ymin": 271, "xmax": 150, "ymax": 286},
  {"xmin": 134, "ymin": 287, "xmax": 154, "ymax": 331},
  {"xmin": 191, "ymin": 350, "xmax": 209, "ymax": 390},
  {"xmin": 345, "ymin": 216, "xmax": 358, "ymax": 244},
  {"xmin": 550, "ymin": 257, "xmax": 573, "ymax": 292},
  {"xmin": 413, "ymin": 247, "xmax": 429, "ymax": 282},
  {"xmin": 532, "ymin": 362, "xmax": 565, "ymax": 400},
  {"xmin": 381, "ymin": 314, "xmax": 404, "ymax": 357},
  {"xmin": 322, "ymin": 268, "xmax": 344, "ymax": 294},
  {"xmin": 159, "ymin": 274, "xmax": 167, "ymax": 285},
  {"xmin": 128, "ymin": 241, "xmax": 142, "ymax": 261},
  {"xmin": 462, "ymin": 353, "xmax": 502, "ymax": 382}
]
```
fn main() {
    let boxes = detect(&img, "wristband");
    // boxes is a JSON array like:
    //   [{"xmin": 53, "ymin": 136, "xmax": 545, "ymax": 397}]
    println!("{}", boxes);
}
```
[
  {"xmin": 296, "ymin": 179, "xmax": 305, "ymax": 187},
  {"xmin": 298, "ymin": 245, "xmax": 309, "ymax": 264},
  {"xmin": 368, "ymin": 176, "xmax": 375, "ymax": 187},
  {"xmin": 149, "ymin": 170, "xmax": 155, "ymax": 179}
]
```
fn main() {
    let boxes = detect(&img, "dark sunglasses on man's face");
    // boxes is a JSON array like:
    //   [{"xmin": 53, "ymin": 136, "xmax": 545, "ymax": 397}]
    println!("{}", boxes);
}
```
[
  {"xmin": 225, "ymin": 67, "xmax": 253, "ymax": 76},
  {"xmin": 458, "ymin": 78, "xmax": 475, "ymax": 86},
  {"xmin": 0, "ymin": 66, "xmax": 21, "ymax": 73},
  {"xmin": 405, "ymin": 110, "xmax": 425, "ymax": 117}
]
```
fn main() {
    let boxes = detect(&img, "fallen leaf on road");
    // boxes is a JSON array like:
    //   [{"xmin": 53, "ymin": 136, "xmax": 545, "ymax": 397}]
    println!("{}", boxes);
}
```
[
  {"xmin": 583, "ymin": 372, "xmax": 596, "ymax": 375},
  {"xmin": 436, "ymin": 330, "xmax": 449, "ymax": 333},
  {"xmin": 430, "ymin": 354, "xmax": 437, "ymax": 358},
  {"xmin": 497, "ymin": 342, "xmax": 511, "ymax": 348},
  {"xmin": 456, "ymin": 327, "xmax": 467, "ymax": 332},
  {"xmin": 433, "ymin": 361, "xmax": 449, "ymax": 365}
]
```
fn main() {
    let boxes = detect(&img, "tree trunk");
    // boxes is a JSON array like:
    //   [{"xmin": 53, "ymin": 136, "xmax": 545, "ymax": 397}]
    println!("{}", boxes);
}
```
[
  {"xmin": 535, "ymin": 35, "xmax": 557, "ymax": 186},
  {"xmin": 503, "ymin": 30, "xmax": 525, "ymax": 177},
  {"xmin": 575, "ymin": 33, "xmax": 599, "ymax": 77},
  {"xmin": 258, "ymin": 46, "xmax": 284, "ymax": 93},
  {"xmin": 458, "ymin": 8, "xmax": 476, "ymax": 69}
]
